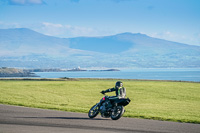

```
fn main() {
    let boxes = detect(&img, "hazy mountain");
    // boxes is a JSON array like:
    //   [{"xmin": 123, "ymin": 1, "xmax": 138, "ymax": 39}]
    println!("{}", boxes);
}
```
[
  {"xmin": 0, "ymin": 28, "xmax": 200, "ymax": 68},
  {"xmin": 0, "ymin": 28, "xmax": 71, "ymax": 56}
]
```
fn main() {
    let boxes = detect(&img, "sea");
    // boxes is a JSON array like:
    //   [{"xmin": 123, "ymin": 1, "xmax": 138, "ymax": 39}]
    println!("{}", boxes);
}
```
[{"xmin": 34, "ymin": 68, "xmax": 200, "ymax": 82}]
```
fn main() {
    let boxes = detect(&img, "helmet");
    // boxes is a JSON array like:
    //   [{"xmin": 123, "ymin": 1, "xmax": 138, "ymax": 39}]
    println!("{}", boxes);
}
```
[{"xmin": 115, "ymin": 81, "xmax": 123, "ymax": 88}]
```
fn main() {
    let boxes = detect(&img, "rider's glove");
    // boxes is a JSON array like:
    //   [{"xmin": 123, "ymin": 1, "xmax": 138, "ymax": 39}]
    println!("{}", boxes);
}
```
[{"xmin": 101, "ymin": 91, "xmax": 105, "ymax": 94}]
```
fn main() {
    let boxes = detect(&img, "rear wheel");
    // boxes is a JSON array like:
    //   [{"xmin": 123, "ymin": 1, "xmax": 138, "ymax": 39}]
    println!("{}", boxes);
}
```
[
  {"xmin": 111, "ymin": 106, "xmax": 124, "ymax": 120},
  {"xmin": 88, "ymin": 104, "xmax": 99, "ymax": 118}
]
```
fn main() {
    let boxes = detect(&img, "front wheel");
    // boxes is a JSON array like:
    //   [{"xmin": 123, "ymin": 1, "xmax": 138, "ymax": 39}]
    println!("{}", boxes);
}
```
[
  {"xmin": 111, "ymin": 106, "xmax": 124, "ymax": 120},
  {"xmin": 88, "ymin": 104, "xmax": 99, "ymax": 118}
]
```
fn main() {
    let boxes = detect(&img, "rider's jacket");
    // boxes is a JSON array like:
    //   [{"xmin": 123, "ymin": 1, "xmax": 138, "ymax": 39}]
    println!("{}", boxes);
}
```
[{"xmin": 104, "ymin": 86, "xmax": 126, "ymax": 98}]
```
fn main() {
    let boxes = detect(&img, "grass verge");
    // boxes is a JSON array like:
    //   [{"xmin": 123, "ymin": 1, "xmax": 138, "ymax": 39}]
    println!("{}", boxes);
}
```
[{"xmin": 0, "ymin": 78, "xmax": 199, "ymax": 124}]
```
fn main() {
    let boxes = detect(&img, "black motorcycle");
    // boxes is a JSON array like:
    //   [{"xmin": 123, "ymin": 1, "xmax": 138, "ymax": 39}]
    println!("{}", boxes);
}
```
[{"xmin": 88, "ymin": 92, "xmax": 131, "ymax": 120}]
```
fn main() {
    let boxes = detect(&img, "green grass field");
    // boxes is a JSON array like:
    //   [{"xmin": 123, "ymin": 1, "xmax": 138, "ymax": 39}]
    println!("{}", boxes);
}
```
[{"xmin": 0, "ymin": 79, "xmax": 199, "ymax": 124}]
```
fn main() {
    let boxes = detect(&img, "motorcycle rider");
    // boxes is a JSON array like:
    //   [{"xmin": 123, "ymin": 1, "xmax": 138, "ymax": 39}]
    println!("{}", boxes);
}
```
[
  {"xmin": 88, "ymin": 81, "xmax": 130, "ymax": 120},
  {"xmin": 101, "ymin": 81, "xmax": 126, "ymax": 103}
]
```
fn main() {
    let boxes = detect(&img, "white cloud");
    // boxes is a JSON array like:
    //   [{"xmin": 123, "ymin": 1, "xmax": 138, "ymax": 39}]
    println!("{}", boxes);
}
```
[
  {"xmin": 0, "ymin": 21, "xmax": 21, "ymax": 28},
  {"xmin": 42, "ymin": 22, "xmax": 63, "ymax": 28},
  {"xmin": 149, "ymin": 31, "xmax": 199, "ymax": 45},
  {"xmin": 40, "ymin": 22, "xmax": 66, "ymax": 36},
  {"xmin": 40, "ymin": 22, "xmax": 97, "ymax": 38},
  {"xmin": 69, "ymin": 26, "xmax": 94, "ymax": 36},
  {"xmin": 150, "ymin": 31, "xmax": 175, "ymax": 39},
  {"xmin": 0, "ymin": 21, "xmax": 108, "ymax": 38}
]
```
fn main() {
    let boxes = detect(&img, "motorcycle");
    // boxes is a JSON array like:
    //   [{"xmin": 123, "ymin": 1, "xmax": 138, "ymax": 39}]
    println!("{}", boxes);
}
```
[{"xmin": 88, "ymin": 92, "xmax": 131, "ymax": 120}]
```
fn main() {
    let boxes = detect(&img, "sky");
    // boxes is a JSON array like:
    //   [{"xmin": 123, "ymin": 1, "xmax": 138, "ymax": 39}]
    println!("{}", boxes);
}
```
[{"xmin": 0, "ymin": 0, "xmax": 200, "ymax": 46}]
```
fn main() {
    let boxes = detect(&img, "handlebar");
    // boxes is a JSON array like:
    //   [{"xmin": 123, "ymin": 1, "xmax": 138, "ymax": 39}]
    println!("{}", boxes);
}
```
[
  {"xmin": 100, "ymin": 91, "xmax": 104, "ymax": 94},
  {"xmin": 100, "ymin": 91, "xmax": 107, "ymax": 95}
]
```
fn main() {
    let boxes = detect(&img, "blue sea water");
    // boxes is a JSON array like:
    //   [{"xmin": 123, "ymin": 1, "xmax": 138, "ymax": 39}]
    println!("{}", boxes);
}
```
[{"xmin": 35, "ymin": 68, "xmax": 200, "ymax": 82}]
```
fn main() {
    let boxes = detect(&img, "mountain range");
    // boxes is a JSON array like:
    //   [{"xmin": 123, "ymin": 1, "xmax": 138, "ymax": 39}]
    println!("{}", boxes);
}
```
[{"xmin": 0, "ymin": 28, "xmax": 200, "ymax": 69}]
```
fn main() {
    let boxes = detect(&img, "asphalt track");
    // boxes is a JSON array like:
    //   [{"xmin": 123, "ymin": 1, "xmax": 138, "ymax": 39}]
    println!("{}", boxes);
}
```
[{"xmin": 0, "ymin": 104, "xmax": 199, "ymax": 133}]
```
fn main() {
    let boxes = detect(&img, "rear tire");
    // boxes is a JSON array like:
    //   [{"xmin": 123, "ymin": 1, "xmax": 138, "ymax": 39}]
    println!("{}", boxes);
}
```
[
  {"xmin": 111, "ymin": 106, "xmax": 124, "ymax": 120},
  {"xmin": 88, "ymin": 104, "xmax": 99, "ymax": 118}
]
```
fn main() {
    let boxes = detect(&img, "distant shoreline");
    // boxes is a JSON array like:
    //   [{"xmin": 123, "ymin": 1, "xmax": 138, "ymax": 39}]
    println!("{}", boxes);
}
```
[
  {"xmin": 0, "ymin": 72, "xmax": 38, "ymax": 77},
  {"xmin": 0, "ymin": 67, "xmax": 38, "ymax": 77},
  {"xmin": 0, "ymin": 77, "xmax": 199, "ymax": 83},
  {"xmin": 1, "ymin": 68, "xmax": 200, "ymax": 82},
  {"xmin": 0, "ymin": 67, "xmax": 120, "ymax": 77},
  {"xmin": 28, "ymin": 68, "xmax": 120, "ymax": 72}
]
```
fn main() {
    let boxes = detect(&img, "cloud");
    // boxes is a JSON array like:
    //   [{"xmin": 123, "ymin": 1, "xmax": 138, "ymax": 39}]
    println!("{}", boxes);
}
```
[
  {"xmin": 149, "ymin": 31, "xmax": 200, "ymax": 45},
  {"xmin": 2, "ymin": 0, "xmax": 45, "ymax": 5},
  {"xmin": 150, "ymin": 31, "xmax": 185, "ymax": 41},
  {"xmin": 40, "ymin": 22, "xmax": 66, "ymax": 36},
  {"xmin": 0, "ymin": 21, "xmax": 108, "ymax": 38},
  {"xmin": 38, "ymin": 22, "xmax": 116, "ymax": 38},
  {"xmin": 0, "ymin": 21, "xmax": 21, "ymax": 28},
  {"xmin": 40, "ymin": 22, "xmax": 96, "ymax": 38}
]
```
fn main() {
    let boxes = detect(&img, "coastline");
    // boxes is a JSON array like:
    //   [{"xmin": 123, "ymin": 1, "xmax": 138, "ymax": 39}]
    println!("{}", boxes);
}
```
[
  {"xmin": 0, "ymin": 77, "xmax": 199, "ymax": 83},
  {"xmin": 1, "ymin": 68, "xmax": 200, "ymax": 82}
]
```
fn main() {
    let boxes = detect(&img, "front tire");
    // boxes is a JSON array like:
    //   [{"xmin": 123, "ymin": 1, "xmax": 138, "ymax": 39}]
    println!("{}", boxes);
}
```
[
  {"xmin": 88, "ymin": 104, "xmax": 99, "ymax": 118},
  {"xmin": 111, "ymin": 106, "xmax": 124, "ymax": 120}
]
